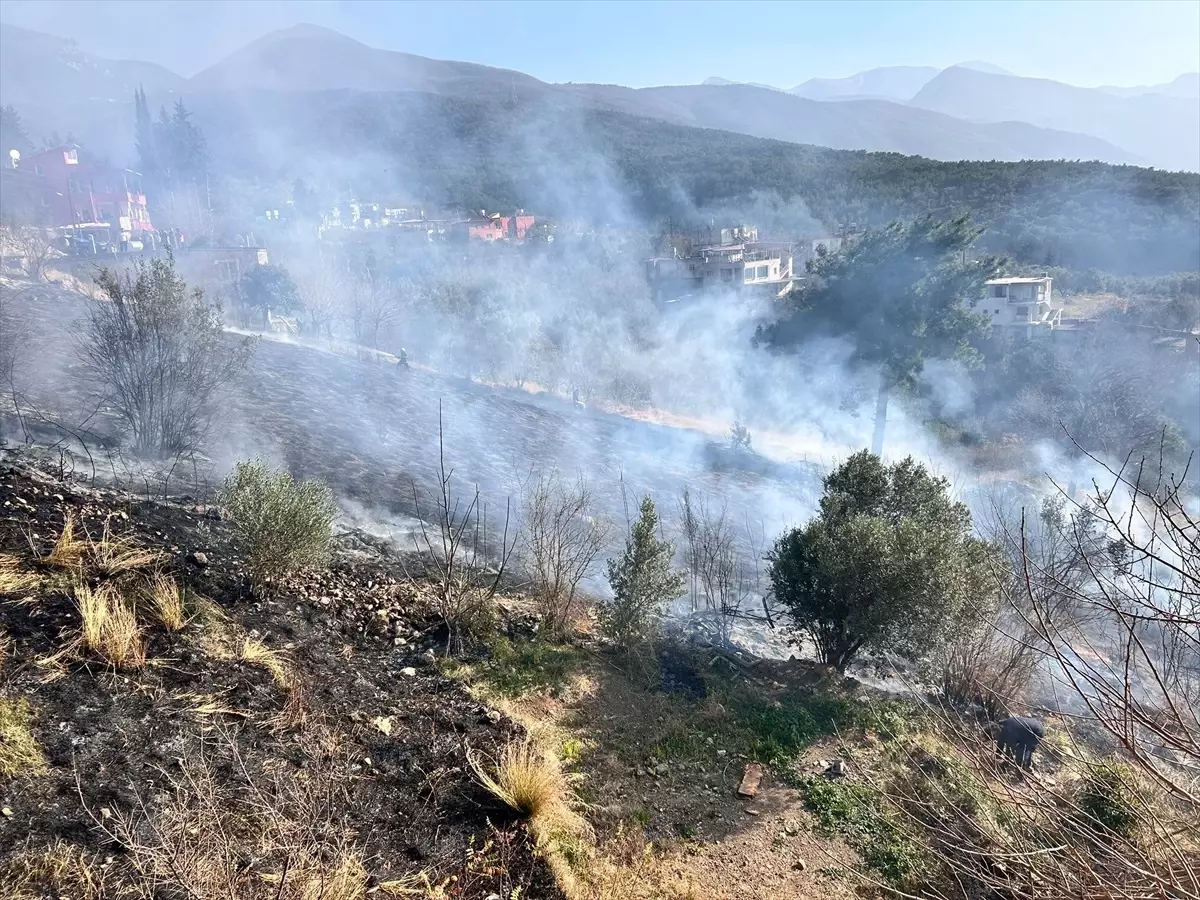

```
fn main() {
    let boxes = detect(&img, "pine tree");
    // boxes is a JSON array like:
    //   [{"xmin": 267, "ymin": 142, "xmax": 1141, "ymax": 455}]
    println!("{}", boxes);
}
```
[
  {"xmin": 0, "ymin": 105, "xmax": 31, "ymax": 159},
  {"xmin": 133, "ymin": 87, "xmax": 159, "ymax": 178},
  {"xmin": 760, "ymin": 216, "xmax": 1003, "ymax": 453},
  {"xmin": 601, "ymin": 496, "xmax": 686, "ymax": 652}
]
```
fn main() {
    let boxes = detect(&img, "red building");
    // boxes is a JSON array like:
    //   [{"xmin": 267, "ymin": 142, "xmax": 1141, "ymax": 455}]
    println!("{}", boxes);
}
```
[
  {"xmin": 450, "ymin": 211, "xmax": 536, "ymax": 242},
  {"xmin": 11, "ymin": 145, "xmax": 153, "ymax": 236}
]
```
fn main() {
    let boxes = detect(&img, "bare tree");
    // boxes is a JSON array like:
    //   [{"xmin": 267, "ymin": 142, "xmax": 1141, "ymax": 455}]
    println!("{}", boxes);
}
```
[
  {"xmin": 348, "ymin": 271, "xmax": 407, "ymax": 351},
  {"xmin": 78, "ymin": 256, "xmax": 256, "ymax": 456},
  {"xmin": 3, "ymin": 222, "xmax": 57, "ymax": 282},
  {"xmin": 678, "ymin": 490, "xmax": 754, "ymax": 647},
  {"xmin": 522, "ymin": 472, "xmax": 610, "ymax": 638},
  {"xmin": 294, "ymin": 258, "xmax": 346, "ymax": 341},
  {"xmin": 410, "ymin": 402, "xmax": 516, "ymax": 653},
  {"xmin": 1016, "ymin": 445, "xmax": 1199, "ymax": 804}
]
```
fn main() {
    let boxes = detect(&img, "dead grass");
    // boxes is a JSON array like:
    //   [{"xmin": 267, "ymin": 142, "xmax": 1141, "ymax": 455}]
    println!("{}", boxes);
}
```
[
  {"xmin": 0, "ymin": 696, "xmax": 48, "ymax": 777},
  {"xmin": 238, "ymin": 637, "xmax": 294, "ymax": 689},
  {"xmin": 43, "ymin": 514, "xmax": 87, "ymax": 569},
  {"xmin": 90, "ymin": 517, "xmax": 166, "ymax": 576},
  {"xmin": 0, "ymin": 551, "xmax": 42, "ymax": 595},
  {"xmin": 145, "ymin": 572, "xmax": 187, "ymax": 631},
  {"xmin": 75, "ymin": 580, "xmax": 111, "ymax": 650},
  {"xmin": 74, "ymin": 580, "xmax": 146, "ymax": 669},
  {"xmin": 1, "ymin": 841, "xmax": 107, "ymax": 900},
  {"xmin": 42, "ymin": 514, "xmax": 165, "ymax": 577},
  {"xmin": 470, "ymin": 739, "xmax": 590, "ymax": 844}
]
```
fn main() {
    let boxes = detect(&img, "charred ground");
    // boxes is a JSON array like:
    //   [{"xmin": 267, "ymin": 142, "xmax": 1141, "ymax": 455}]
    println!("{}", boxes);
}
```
[{"xmin": 0, "ymin": 455, "xmax": 561, "ymax": 898}]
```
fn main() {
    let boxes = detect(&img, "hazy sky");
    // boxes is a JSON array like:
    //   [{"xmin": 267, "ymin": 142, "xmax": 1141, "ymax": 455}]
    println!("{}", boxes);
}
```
[{"xmin": 1, "ymin": 0, "xmax": 1197, "ymax": 87}]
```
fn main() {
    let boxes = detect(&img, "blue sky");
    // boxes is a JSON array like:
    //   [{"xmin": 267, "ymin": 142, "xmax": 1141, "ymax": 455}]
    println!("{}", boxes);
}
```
[{"xmin": 1, "ymin": 0, "xmax": 1197, "ymax": 86}]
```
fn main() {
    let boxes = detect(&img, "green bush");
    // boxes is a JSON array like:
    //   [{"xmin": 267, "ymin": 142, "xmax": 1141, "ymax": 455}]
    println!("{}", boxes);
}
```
[
  {"xmin": 218, "ymin": 460, "xmax": 337, "ymax": 591},
  {"xmin": 800, "ymin": 776, "xmax": 928, "ymax": 891},
  {"xmin": 1076, "ymin": 761, "xmax": 1143, "ymax": 840}
]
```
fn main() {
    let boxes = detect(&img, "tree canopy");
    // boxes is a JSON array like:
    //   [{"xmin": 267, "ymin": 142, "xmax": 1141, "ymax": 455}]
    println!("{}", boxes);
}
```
[
  {"xmin": 765, "ymin": 216, "xmax": 1002, "ymax": 390},
  {"xmin": 768, "ymin": 450, "xmax": 998, "ymax": 672},
  {"xmin": 239, "ymin": 263, "xmax": 301, "ymax": 315}
]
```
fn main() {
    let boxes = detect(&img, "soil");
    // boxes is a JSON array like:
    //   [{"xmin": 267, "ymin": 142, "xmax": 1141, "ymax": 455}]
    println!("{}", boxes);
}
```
[{"xmin": 0, "ymin": 456, "xmax": 562, "ymax": 898}]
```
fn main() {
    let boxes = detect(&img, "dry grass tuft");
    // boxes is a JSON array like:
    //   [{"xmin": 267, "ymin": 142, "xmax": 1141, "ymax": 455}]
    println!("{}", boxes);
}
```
[
  {"xmin": 145, "ymin": 573, "xmax": 187, "ymax": 631},
  {"xmin": 90, "ymin": 518, "xmax": 166, "ymax": 576},
  {"xmin": 1, "ymin": 841, "xmax": 107, "ymax": 900},
  {"xmin": 470, "ymin": 740, "xmax": 589, "ymax": 845},
  {"xmin": 75, "ymin": 580, "xmax": 111, "ymax": 651},
  {"xmin": 0, "ymin": 552, "xmax": 42, "ymax": 596},
  {"xmin": 238, "ymin": 637, "xmax": 293, "ymax": 689},
  {"xmin": 0, "ymin": 697, "xmax": 48, "ymax": 777},
  {"xmin": 44, "ymin": 514, "xmax": 87, "ymax": 569},
  {"xmin": 74, "ymin": 581, "xmax": 146, "ymax": 669}
]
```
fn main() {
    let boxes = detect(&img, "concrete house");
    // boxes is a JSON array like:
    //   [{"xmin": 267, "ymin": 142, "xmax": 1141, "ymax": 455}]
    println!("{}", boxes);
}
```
[{"xmin": 984, "ymin": 276, "xmax": 1061, "ymax": 338}]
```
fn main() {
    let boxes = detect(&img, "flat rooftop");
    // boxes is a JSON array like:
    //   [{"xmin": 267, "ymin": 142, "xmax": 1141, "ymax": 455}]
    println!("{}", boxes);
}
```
[{"xmin": 986, "ymin": 276, "xmax": 1051, "ymax": 285}]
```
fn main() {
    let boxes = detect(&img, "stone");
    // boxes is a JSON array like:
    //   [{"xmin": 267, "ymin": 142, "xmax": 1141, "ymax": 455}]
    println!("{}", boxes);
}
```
[
  {"xmin": 793, "ymin": 858, "xmax": 807, "ymax": 872},
  {"xmin": 737, "ymin": 762, "xmax": 764, "ymax": 799},
  {"xmin": 743, "ymin": 807, "xmax": 760, "ymax": 816},
  {"xmin": 400, "ymin": 667, "xmax": 417, "ymax": 677},
  {"xmin": 826, "ymin": 759, "xmax": 846, "ymax": 777},
  {"xmin": 1, "ymin": 807, "xmax": 12, "ymax": 818},
  {"xmin": 188, "ymin": 551, "xmax": 210, "ymax": 567}
]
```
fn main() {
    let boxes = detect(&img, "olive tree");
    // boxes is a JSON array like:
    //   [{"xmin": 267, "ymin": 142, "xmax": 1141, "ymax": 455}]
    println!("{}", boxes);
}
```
[{"xmin": 768, "ymin": 450, "xmax": 998, "ymax": 673}]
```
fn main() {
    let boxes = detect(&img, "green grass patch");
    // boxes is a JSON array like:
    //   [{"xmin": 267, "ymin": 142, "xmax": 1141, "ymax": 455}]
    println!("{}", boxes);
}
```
[
  {"xmin": 800, "ymin": 775, "xmax": 929, "ymax": 891},
  {"xmin": 0, "ymin": 697, "xmax": 48, "ymax": 777},
  {"xmin": 736, "ymin": 694, "xmax": 862, "ymax": 765},
  {"xmin": 474, "ymin": 636, "xmax": 587, "ymax": 699}
]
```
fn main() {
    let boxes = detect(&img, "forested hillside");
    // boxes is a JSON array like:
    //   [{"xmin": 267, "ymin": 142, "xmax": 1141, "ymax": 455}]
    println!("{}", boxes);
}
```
[{"xmin": 198, "ymin": 90, "xmax": 1200, "ymax": 276}]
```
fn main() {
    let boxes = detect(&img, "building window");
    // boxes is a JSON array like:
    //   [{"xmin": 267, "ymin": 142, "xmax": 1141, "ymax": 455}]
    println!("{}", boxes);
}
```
[
  {"xmin": 721, "ymin": 268, "xmax": 733, "ymax": 282},
  {"xmin": 64, "ymin": 149, "xmax": 78, "ymax": 164},
  {"xmin": 991, "ymin": 285, "xmax": 1006, "ymax": 298},
  {"xmin": 34, "ymin": 164, "xmax": 44, "ymax": 176}
]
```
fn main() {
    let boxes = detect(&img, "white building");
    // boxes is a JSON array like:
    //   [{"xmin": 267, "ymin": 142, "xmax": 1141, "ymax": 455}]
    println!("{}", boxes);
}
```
[
  {"xmin": 984, "ymin": 276, "xmax": 1061, "ymax": 338},
  {"xmin": 645, "ymin": 242, "xmax": 797, "ymax": 301}
]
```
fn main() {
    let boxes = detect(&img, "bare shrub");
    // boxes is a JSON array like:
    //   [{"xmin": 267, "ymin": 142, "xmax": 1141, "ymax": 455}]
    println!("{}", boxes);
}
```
[
  {"xmin": 410, "ymin": 404, "xmax": 515, "ymax": 653},
  {"xmin": 0, "ymin": 283, "xmax": 32, "ymax": 402},
  {"xmin": 218, "ymin": 459, "xmax": 337, "ymax": 593},
  {"xmin": 935, "ymin": 607, "xmax": 1037, "ymax": 719},
  {"xmin": 858, "ymin": 712, "xmax": 1199, "ymax": 900},
  {"xmin": 678, "ymin": 490, "xmax": 755, "ymax": 647},
  {"xmin": 78, "ymin": 256, "xmax": 256, "ymax": 455},
  {"xmin": 2, "ymin": 223, "xmax": 57, "ymax": 282},
  {"xmin": 85, "ymin": 729, "xmax": 373, "ymax": 900},
  {"xmin": 522, "ymin": 472, "xmax": 609, "ymax": 638}
]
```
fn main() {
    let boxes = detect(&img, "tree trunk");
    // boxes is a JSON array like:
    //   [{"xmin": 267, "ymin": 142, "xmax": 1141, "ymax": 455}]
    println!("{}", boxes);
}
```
[{"xmin": 871, "ymin": 372, "xmax": 891, "ymax": 456}]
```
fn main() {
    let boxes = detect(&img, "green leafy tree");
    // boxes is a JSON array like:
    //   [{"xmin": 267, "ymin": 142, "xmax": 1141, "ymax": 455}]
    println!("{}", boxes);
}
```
[
  {"xmin": 761, "ymin": 216, "xmax": 1002, "ymax": 453},
  {"xmin": 239, "ymin": 263, "xmax": 302, "ymax": 317},
  {"xmin": 768, "ymin": 450, "xmax": 999, "ymax": 673},
  {"xmin": 601, "ymin": 496, "xmax": 686, "ymax": 652}
]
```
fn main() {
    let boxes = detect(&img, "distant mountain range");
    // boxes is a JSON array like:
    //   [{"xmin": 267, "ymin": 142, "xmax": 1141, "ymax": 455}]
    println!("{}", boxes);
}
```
[{"xmin": 0, "ymin": 22, "xmax": 1196, "ymax": 171}]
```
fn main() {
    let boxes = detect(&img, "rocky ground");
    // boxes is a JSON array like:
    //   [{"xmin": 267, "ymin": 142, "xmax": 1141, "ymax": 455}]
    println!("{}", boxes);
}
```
[{"xmin": 0, "ymin": 454, "xmax": 561, "ymax": 898}]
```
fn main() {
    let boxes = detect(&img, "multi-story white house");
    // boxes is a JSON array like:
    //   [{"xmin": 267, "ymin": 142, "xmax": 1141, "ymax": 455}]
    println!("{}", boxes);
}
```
[
  {"xmin": 983, "ymin": 276, "xmax": 1061, "ymax": 338},
  {"xmin": 645, "ymin": 241, "xmax": 797, "ymax": 302}
]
